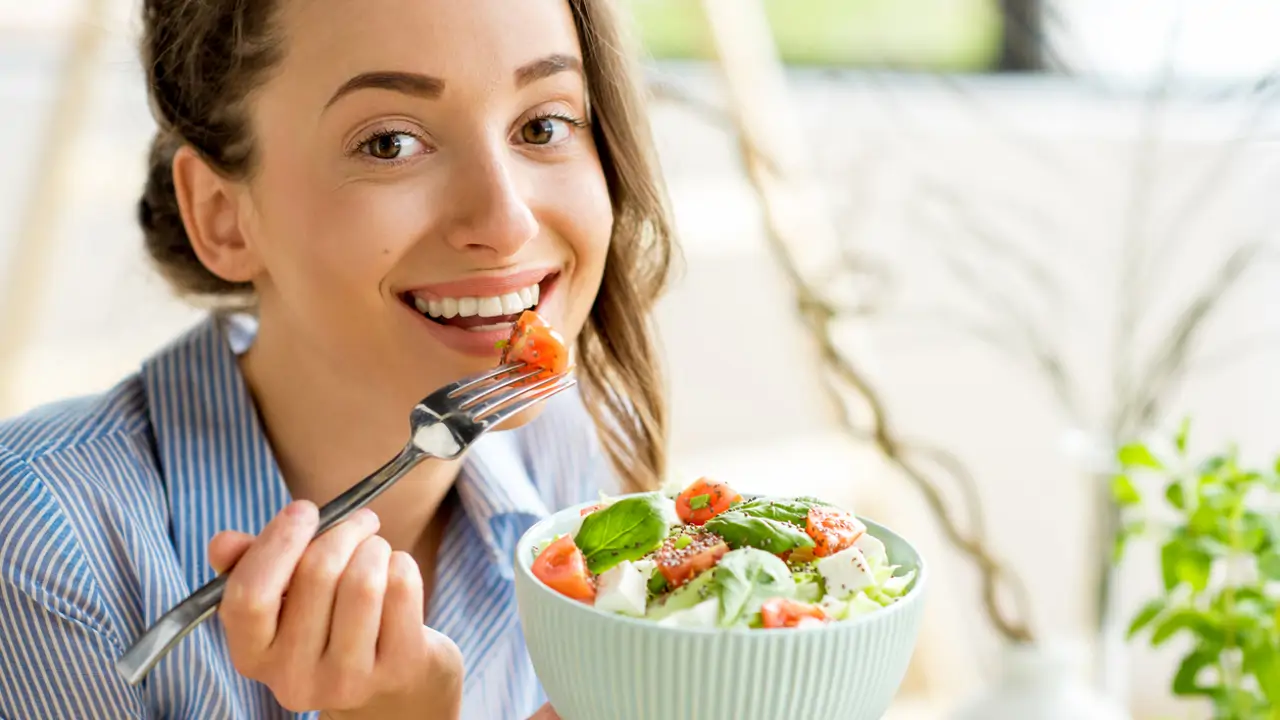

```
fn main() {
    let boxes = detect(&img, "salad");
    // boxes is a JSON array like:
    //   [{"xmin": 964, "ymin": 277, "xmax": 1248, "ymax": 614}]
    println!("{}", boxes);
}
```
[
  {"xmin": 529, "ymin": 477, "xmax": 917, "ymax": 629},
  {"xmin": 498, "ymin": 310, "xmax": 570, "ymax": 374}
]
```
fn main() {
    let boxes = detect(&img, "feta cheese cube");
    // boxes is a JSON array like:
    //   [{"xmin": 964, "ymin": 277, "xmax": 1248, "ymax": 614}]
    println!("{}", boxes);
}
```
[
  {"xmin": 656, "ymin": 598, "xmax": 719, "ymax": 628},
  {"xmin": 593, "ymin": 560, "xmax": 648, "ymax": 617},
  {"xmin": 853, "ymin": 532, "xmax": 887, "ymax": 568},
  {"xmin": 816, "ymin": 545, "xmax": 875, "ymax": 600}
]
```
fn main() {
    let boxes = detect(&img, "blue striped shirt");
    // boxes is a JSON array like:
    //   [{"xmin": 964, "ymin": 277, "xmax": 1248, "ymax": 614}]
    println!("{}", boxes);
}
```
[{"xmin": 0, "ymin": 314, "xmax": 613, "ymax": 720}]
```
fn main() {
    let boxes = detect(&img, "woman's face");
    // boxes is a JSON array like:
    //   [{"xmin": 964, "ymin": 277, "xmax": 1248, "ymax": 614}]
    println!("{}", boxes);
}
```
[{"xmin": 236, "ymin": 0, "xmax": 610, "ymax": 410}]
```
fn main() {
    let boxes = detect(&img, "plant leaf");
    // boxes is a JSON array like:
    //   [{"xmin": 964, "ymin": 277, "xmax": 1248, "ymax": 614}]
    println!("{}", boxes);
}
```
[
  {"xmin": 1113, "ymin": 520, "xmax": 1147, "ymax": 564},
  {"xmin": 1175, "ymin": 417, "xmax": 1191, "ymax": 455},
  {"xmin": 1165, "ymin": 482, "xmax": 1186, "ymax": 510},
  {"xmin": 1127, "ymin": 598, "xmax": 1166, "ymax": 639},
  {"xmin": 1161, "ymin": 537, "xmax": 1213, "ymax": 592},
  {"xmin": 1112, "ymin": 474, "xmax": 1141, "ymax": 506},
  {"xmin": 1119, "ymin": 442, "xmax": 1164, "ymax": 470},
  {"xmin": 1258, "ymin": 552, "xmax": 1280, "ymax": 581},
  {"xmin": 1245, "ymin": 641, "xmax": 1280, "ymax": 707},
  {"xmin": 1152, "ymin": 609, "xmax": 1222, "ymax": 647},
  {"xmin": 712, "ymin": 548, "xmax": 794, "ymax": 627},
  {"xmin": 703, "ymin": 511, "xmax": 815, "ymax": 554},
  {"xmin": 574, "ymin": 494, "xmax": 670, "ymax": 574},
  {"xmin": 731, "ymin": 496, "xmax": 827, "ymax": 525},
  {"xmin": 1172, "ymin": 650, "xmax": 1217, "ymax": 696}
]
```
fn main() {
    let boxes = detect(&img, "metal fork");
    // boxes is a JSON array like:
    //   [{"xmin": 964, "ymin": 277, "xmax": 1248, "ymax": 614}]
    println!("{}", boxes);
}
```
[{"xmin": 114, "ymin": 362, "xmax": 575, "ymax": 686}]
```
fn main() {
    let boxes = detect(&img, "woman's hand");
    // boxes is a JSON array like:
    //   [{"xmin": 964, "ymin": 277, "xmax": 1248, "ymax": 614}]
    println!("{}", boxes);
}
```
[{"xmin": 207, "ymin": 500, "xmax": 463, "ymax": 720}]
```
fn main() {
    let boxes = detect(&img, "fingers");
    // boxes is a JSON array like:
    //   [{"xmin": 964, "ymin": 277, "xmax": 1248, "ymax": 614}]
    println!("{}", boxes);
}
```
[
  {"xmin": 219, "ymin": 500, "xmax": 318, "ymax": 666},
  {"xmin": 274, "ymin": 508, "xmax": 381, "ymax": 665},
  {"xmin": 208, "ymin": 530, "xmax": 255, "ymax": 574},
  {"xmin": 324, "ymin": 533, "xmax": 392, "ymax": 677},
  {"xmin": 528, "ymin": 704, "xmax": 562, "ymax": 720},
  {"xmin": 375, "ymin": 551, "xmax": 427, "ymax": 678}
]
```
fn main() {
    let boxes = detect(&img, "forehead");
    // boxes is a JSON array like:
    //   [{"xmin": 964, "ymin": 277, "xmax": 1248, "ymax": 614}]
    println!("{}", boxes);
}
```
[{"xmin": 274, "ymin": 0, "xmax": 584, "ymax": 93}]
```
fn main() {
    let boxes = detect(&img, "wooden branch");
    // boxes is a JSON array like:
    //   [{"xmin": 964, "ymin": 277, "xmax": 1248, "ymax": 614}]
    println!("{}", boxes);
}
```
[
  {"xmin": 1124, "ymin": 242, "xmax": 1262, "ymax": 436},
  {"xmin": 697, "ymin": 0, "xmax": 1035, "ymax": 645}
]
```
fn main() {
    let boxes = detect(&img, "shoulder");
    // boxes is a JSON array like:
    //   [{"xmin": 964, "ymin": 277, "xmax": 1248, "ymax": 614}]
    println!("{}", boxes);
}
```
[
  {"xmin": 514, "ymin": 386, "xmax": 619, "ymax": 508},
  {"xmin": 0, "ymin": 375, "xmax": 167, "ymax": 536},
  {"xmin": 0, "ymin": 443, "xmax": 150, "ymax": 716},
  {"xmin": 0, "ymin": 377, "xmax": 170, "ymax": 640},
  {"xmin": 0, "ymin": 375, "xmax": 151, "ymax": 463}
]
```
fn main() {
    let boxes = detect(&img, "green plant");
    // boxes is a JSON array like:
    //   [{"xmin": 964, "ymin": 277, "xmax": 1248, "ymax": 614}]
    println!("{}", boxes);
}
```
[{"xmin": 1112, "ymin": 419, "xmax": 1280, "ymax": 719}]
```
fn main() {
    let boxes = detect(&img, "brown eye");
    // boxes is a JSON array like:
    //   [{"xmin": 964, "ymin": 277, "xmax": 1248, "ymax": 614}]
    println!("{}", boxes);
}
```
[
  {"xmin": 369, "ymin": 134, "xmax": 403, "ymax": 159},
  {"xmin": 359, "ymin": 132, "xmax": 425, "ymax": 161},
  {"xmin": 522, "ymin": 118, "xmax": 558, "ymax": 145}
]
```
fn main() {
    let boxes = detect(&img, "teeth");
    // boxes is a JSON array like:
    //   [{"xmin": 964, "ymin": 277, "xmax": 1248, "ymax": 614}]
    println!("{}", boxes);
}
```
[
  {"xmin": 477, "ymin": 296, "xmax": 504, "ymax": 317},
  {"xmin": 500, "ymin": 292, "xmax": 523, "ymax": 314},
  {"xmin": 412, "ymin": 281, "xmax": 544, "ymax": 319}
]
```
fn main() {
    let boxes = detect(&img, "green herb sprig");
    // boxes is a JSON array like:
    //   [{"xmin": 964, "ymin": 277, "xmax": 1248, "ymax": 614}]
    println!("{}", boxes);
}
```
[{"xmin": 1113, "ymin": 419, "xmax": 1280, "ymax": 719}]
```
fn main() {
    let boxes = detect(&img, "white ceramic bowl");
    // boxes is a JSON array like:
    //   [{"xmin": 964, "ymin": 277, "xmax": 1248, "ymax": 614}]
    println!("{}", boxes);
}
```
[{"xmin": 513, "ymin": 496, "xmax": 928, "ymax": 720}]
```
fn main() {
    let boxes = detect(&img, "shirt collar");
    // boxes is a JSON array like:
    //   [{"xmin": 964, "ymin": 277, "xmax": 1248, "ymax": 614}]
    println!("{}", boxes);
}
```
[
  {"xmin": 141, "ymin": 313, "xmax": 549, "ymax": 589},
  {"xmin": 141, "ymin": 314, "xmax": 293, "ymax": 592}
]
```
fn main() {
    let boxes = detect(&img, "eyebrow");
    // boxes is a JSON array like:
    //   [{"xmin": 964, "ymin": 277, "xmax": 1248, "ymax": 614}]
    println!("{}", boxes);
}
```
[
  {"xmin": 325, "ymin": 71, "xmax": 445, "ymax": 109},
  {"xmin": 325, "ymin": 54, "xmax": 583, "ymax": 110},
  {"xmin": 514, "ymin": 54, "xmax": 583, "ymax": 88}
]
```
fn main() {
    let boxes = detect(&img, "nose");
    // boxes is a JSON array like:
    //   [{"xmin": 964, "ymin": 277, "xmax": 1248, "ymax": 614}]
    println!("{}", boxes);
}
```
[{"xmin": 440, "ymin": 145, "xmax": 539, "ymax": 257}]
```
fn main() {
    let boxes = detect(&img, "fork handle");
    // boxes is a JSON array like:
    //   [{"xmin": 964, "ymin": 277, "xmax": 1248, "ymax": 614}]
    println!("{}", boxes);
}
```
[{"xmin": 115, "ymin": 443, "xmax": 425, "ymax": 685}]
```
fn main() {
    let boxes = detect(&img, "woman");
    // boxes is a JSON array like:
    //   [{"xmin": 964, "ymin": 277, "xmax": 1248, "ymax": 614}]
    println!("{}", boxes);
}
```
[{"xmin": 0, "ymin": 0, "xmax": 673, "ymax": 717}]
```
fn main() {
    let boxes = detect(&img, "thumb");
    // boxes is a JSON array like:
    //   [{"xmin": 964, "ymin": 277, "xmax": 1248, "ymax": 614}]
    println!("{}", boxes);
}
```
[{"xmin": 207, "ymin": 530, "xmax": 256, "ymax": 574}]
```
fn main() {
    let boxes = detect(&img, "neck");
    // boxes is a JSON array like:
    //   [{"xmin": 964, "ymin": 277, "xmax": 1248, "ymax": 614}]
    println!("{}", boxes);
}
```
[{"xmin": 238, "ymin": 320, "xmax": 461, "ymax": 552}]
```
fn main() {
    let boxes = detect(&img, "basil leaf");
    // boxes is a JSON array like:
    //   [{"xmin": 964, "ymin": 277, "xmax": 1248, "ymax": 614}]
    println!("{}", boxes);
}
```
[
  {"xmin": 1119, "ymin": 442, "xmax": 1164, "ymax": 470},
  {"xmin": 1160, "ymin": 536, "xmax": 1212, "ymax": 592},
  {"xmin": 1172, "ymin": 651, "xmax": 1217, "ymax": 697},
  {"xmin": 1111, "ymin": 474, "xmax": 1140, "ymax": 506},
  {"xmin": 731, "ymin": 497, "xmax": 827, "ymax": 526},
  {"xmin": 1126, "ymin": 598, "xmax": 1166, "ymax": 639},
  {"xmin": 704, "ymin": 511, "xmax": 815, "ymax": 553},
  {"xmin": 574, "ymin": 494, "xmax": 669, "ymax": 574},
  {"xmin": 712, "ymin": 548, "xmax": 794, "ymax": 627}
]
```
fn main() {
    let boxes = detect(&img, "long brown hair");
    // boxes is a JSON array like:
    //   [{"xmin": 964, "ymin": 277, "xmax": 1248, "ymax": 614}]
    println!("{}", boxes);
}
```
[{"xmin": 138, "ymin": 0, "xmax": 674, "ymax": 493}]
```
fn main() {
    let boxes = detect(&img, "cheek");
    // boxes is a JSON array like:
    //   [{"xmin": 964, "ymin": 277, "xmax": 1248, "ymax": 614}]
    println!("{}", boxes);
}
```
[
  {"xmin": 250, "ymin": 159, "xmax": 430, "ymax": 309},
  {"xmin": 538, "ymin": 162, "xmax": 613, "ymax": 296}
]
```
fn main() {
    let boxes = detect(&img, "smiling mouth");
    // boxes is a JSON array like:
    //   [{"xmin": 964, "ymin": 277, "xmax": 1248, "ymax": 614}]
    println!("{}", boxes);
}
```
[{"xmin": 402, "ymin": 272, "xmax": 557, "ymax": 330}]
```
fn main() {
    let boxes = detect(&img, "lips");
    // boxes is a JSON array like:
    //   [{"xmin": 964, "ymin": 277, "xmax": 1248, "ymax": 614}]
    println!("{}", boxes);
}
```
[
  {"xmin": 402, "ymin": 270, "xmax": 557, "ymax": 330},
  {"xmin": 398, "ymin": 269, "xmax": 560, "ymax": 357}
]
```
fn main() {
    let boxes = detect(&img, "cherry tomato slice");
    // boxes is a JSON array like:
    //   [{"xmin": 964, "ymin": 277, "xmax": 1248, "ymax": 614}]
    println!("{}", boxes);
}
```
[
  {"xmin": 675, "ymin": 477, "xmax": 741, "ymax": 526},
  {"xmin": 501, "ymin": 310, "xmax": 570, "ymax": 374},
  {"xmin": 531, "ymin": 535, "xmax": 595, "ymax": 603},
  {"xmin": 805, "ymin": 506, "xmax": 866, "ymax": 558},
  {"xmin": 653, "ymin": 531, "xmax": 730, "ymax": 589},
  {"xmin": 760, "ymin": 597, "xmax": 829, "ymax": 629}
]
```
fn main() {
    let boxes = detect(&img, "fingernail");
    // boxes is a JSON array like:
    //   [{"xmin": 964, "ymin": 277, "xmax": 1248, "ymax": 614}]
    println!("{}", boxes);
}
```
[{"xmin": 286, "ymin": 500, "xmax": 316, "ymax": 521}]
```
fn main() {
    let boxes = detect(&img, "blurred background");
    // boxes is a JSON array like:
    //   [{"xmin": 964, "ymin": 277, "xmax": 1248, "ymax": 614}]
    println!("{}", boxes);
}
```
[{"xmin": 2, "ymin": 1, "xmax": 1278, "ymax": 718}]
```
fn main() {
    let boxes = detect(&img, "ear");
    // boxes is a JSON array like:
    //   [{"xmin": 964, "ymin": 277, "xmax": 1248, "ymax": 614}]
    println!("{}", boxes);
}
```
[{"xmin": 172, "ymin": 145, "xmax": 262, "ymax": 284}]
